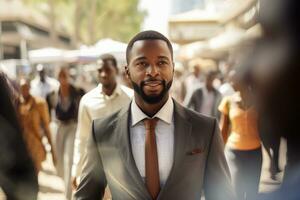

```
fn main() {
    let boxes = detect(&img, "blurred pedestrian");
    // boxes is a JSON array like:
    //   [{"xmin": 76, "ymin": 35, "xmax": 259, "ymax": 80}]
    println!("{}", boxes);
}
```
[
  {"xmin": 183, "ymin": 64, "xmax": 203, "ymax": 101},
  {"xmin": 219, "ymin": 70, "xmax": 262, "ymax": 200},
  {"xmin": 31, "ymin": 64, "xmax": 60, "ymax": 99},
  {"xmin": 259, "ymin": 118, "xmax": 281, "ymax": 180},
  {"xmin": 74, "ymin": 30, "xmax": 235, "ymax": 200},
  {"xmin": 71, "ymin": 54, "xmax": 133, "ymax": 190},
  {"xmin": 30, "ymin": 64, "xmax": 60, "ymax": 118},
  {"xmin": 54, "ymin": 67, "xmax": 83, "ymax": 199},
  {"xmin": 250, "ymin": 0, "xmax": 300, "ymax": 198},
  {"xmin": 19, "ymin": 78, "xmax": 57, "ymax": 173},
  {"xmin": 0, "ymin": 72, "xmax": 38, "ymax": 200},
  {"xmin": 185, "ymin": 70, "xmax": 222, "ymax": 119}
]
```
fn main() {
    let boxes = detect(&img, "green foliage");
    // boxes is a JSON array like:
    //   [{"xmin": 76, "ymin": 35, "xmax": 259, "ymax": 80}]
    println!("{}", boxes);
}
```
[{"xmin": 23, "ymin": 0, "xmax": 146, "ymax": 45}]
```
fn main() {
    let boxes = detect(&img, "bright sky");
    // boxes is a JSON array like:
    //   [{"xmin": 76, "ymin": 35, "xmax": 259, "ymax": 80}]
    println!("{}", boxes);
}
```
[{"xmin": 139, "ymin": 0, "xmax": 172, "ymax": 35}]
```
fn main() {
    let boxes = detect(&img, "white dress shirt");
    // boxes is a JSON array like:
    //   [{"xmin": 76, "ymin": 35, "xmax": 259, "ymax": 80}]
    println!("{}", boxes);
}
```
[
  {"xmin": 72, "ymin": 84, "xmax": 133, "ymax": 178},
  {"xmin": 130, "ymin": 96, "xmax": 174, "ymax": 187},
  {"xmin": 30, "ymin": 76, "xmax": 60, "ymax": 99}
]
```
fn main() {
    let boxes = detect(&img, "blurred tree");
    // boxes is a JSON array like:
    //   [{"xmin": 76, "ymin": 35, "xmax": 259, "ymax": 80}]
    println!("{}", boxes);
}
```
[{"xmin": 23, "ymin": 0, "xmax": 146, "ymax": 46}]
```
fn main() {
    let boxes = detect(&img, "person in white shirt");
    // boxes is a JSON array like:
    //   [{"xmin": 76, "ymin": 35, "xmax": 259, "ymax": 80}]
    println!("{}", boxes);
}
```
[
  {"xmin": 71, "ymin": 54, "xmax": 133, "ymax": 189},
  {"xmin": 30, "ymin": 64, "xmax": 60, "ymax": 99}
]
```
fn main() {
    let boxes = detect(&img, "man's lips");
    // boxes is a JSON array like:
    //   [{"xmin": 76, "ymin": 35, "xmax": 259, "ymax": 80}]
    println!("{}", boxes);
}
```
[{"xmin": 143, "ymin": 80, "xmax": 163, "ymax": 87}]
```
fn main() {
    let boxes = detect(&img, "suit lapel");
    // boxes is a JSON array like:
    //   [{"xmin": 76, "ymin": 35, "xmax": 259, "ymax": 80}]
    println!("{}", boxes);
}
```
[
  {"xmin": 116, "ymin": 103, "xmax": 151, "ymax": 200},
  {"xmin": 158, "ymin": 101, "xmax": 192, "ymax": 199}
]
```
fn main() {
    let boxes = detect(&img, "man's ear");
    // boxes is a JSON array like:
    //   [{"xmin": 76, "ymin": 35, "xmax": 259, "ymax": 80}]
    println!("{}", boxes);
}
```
[{"xmin": 125, "ymin": 66, "xmax": 130, "ymax": 78}]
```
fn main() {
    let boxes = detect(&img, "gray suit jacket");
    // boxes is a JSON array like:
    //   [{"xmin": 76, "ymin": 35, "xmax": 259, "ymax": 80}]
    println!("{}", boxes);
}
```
[
  {"xmin": 185, "ymin": 87, "xmax": 222, "ymax": 119},
  {"xmin": 74, "ymin": 100, "xmax": 235, "ymax": 200}
]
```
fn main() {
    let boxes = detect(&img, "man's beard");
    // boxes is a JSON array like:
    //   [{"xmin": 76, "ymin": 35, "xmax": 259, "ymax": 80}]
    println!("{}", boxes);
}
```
[{"xmin": 131, "ymin": 78, "xmax": 172, "ymax": 104}]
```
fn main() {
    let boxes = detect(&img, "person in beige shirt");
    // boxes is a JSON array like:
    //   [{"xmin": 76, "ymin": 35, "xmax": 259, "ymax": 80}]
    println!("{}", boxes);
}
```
[{"xmin": 71, "ymin": 54, "xmax": 133, "ymax": 189}]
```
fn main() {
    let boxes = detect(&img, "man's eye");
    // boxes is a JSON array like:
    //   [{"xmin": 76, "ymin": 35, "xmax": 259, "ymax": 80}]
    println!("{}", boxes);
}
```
[
  {"xmin": 137, "ymin": 62, "xmax": 148, "ymax": 67},
  {"xmin": 158, "ymin": 61, "xmax": 168, "ymax": 66}
]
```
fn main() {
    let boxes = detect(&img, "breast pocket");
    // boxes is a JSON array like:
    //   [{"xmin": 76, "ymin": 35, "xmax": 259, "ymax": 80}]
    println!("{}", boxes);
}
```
[{"xmin": 184, "ymin": 151, "xmax": 205, "ymax": 163}]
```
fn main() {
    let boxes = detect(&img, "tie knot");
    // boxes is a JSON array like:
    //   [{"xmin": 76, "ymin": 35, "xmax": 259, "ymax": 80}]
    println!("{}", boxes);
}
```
[{"xmin": 144, "ymin": 118, "xmax": 158, "ymax": 130}]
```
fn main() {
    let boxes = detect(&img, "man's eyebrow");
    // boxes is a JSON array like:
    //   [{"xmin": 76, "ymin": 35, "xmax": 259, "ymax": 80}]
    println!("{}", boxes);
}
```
[
  {"xmin": 133, "ymin": 56, "xmax": 147, "ymax": 62},
  {"xmin": 158, "ymin": 56, "xmax": 170, "ymax": 60}
]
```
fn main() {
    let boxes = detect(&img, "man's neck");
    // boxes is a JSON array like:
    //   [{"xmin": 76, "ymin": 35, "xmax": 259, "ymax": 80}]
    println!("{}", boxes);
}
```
[
  {"xmin": 134, "ymin": 94, "xmax": 169, "ymax": 117},
  {"xmin": 102, "ymin": 82, "xmax": 117, "ymax": 96}
]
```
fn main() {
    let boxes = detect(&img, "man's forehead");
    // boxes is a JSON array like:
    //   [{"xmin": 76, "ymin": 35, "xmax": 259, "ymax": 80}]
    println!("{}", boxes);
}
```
[{"xmin": 130, "ymin": 40, "xmax": 172, "ymax": 58}]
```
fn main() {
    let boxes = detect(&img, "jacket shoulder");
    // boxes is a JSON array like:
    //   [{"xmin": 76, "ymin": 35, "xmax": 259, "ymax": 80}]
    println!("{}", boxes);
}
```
[
  {"xmin": 91, "ymin": 108, "xmax": 125, "ymax": 140},
  {"xmin": 178, "ymin": 101, "xmax": 215, "ymax": 123}
]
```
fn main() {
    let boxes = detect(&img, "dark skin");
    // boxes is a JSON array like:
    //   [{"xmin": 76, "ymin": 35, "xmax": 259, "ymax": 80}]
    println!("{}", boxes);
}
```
[
  {"xmin": 97, "ymin": 60, "xmax": 118, "ymax": 96},
  {"xmin": 205, "ymin": 74, "xmax": 216, "ymax": 92},
  {"xmin": 58, "ymin": 69, "xmax": 71, "ymax": 98},
  {"xmin": 125, "ymin": 40, "xmax": 174, "ymax": 117},
  {"xmin": 39, "ymin": 70, "xmax": 46, "ymax": 83}
]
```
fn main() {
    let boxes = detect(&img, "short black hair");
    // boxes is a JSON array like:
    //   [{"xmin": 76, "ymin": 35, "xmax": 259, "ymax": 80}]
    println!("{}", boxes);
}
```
[
  {"xmin": 99, "ymin": 53, "xmax": 118, "ymax": 70},
  {"xmin": 126, "ymin": 30, "xmax": 173, "ymax": 64}
]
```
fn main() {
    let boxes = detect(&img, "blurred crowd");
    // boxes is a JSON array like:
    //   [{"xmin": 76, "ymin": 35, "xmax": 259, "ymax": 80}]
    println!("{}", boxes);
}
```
[{"xmin": 0, "ymin": 0, "xmax": 300, "ymax": 200}]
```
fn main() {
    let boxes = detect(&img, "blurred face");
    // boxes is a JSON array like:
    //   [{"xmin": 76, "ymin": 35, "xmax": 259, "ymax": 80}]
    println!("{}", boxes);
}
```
[
  {"xmin": 206, "ymin": 74, "xmax": 216, "ymax": 90},
  {"xmin": 193, "ymin": 65, "xmax": 201, "ymax": 76},
  {"xmin": 20, "ymin": 82, "xmax": 30, "ymax": 100},
  {"xmin": 58, "ymin": 70, "xmax": 69, "ymax": 86},
  {"xmin": 39, "ymin": 70, "xmax": 45, "ymax": 82},
  {"xmin": 126, "ymin": 39, "xmax": 174, "ymax": 104},
  {"xmin": 97, "ymin": 60, "xmax": 117, "ymax": 88}
]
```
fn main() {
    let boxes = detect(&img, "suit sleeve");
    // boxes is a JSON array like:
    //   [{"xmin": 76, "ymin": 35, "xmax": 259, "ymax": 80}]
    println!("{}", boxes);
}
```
[
  {"xmin": 74, "ymin": 121, "xmax": 107, "ymax": 200},
  {"xmin": 204, "ymin": 119, "xmax": 236, "ymax": 200}
]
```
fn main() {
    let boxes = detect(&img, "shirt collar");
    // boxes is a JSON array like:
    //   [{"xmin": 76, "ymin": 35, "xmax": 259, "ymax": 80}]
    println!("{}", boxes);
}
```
[
  {"xmin": 98, "ymin": 83, "xmax": 122, "ymax": 99},
  {"xmin": 131, "ymin": 95, "xmax": 174, "ymax": 127}
]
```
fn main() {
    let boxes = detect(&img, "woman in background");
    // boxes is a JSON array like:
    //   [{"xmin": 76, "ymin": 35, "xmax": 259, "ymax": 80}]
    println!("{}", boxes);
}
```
[
  {"xmin": 219, "ymin": 70, "xmax": 262, "ymax": 200},
  {"xmin": 55, "ymin": 67, "xmax": 83, "ymax": 199}
]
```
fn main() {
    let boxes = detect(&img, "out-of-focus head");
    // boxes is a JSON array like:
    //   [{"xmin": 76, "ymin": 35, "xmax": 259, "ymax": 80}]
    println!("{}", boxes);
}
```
[
  {"xmin": 193, "ymin": 64, "xmax": 201, "ymax": 77},
  {"xmin": 96, "ymin": 54, "xmax": 118, "ymax": 88},
  {"xmin": 125, "ymin": 30, "xmax": 174, "ymax": 104},
  {"xmin": 58, "ymin": 67, "xmax": 70, "ymax": 86},
  {"xmin": 205, "ymin": 70, "xmax": 217, "ymax": 90},
  {"xmin": 37, "ymin": 64, "xmax": 46, "ymax": 82},
  {"xmin": 251, "ymin": 0, "xmax": 300, "ymax": 140},
  {"xmin": 19, "ymin": 78, "xmax": 31, "ymax": 100}
]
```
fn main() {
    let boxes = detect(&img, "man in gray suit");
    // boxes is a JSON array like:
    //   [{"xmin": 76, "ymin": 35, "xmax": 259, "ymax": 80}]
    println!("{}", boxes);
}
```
[
  {"xmin": 74, "ymin": 30, "xmax": 235, "ymax": 200},
  {"xmin": 185, "ymin": 70, "xmax": 222, "ymax": 119}
]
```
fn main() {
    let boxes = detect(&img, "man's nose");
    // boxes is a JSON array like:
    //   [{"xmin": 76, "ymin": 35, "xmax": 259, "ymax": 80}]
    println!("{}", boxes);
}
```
[{"xmin": 146, "ymin": 65, "xmax": 159, "ymax": 77}]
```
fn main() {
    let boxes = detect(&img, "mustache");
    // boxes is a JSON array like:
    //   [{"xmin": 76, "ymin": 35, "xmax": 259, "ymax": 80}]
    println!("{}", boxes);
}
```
[{"xmin": 142, "ymin": 78, "xmax": 164, "ymax": 85}]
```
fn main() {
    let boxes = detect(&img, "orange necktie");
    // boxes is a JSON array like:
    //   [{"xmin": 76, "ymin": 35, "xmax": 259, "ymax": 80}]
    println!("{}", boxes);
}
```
[{"xmin": 144, "ymin": 118, "xmax": 160, "ymax": 200}]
